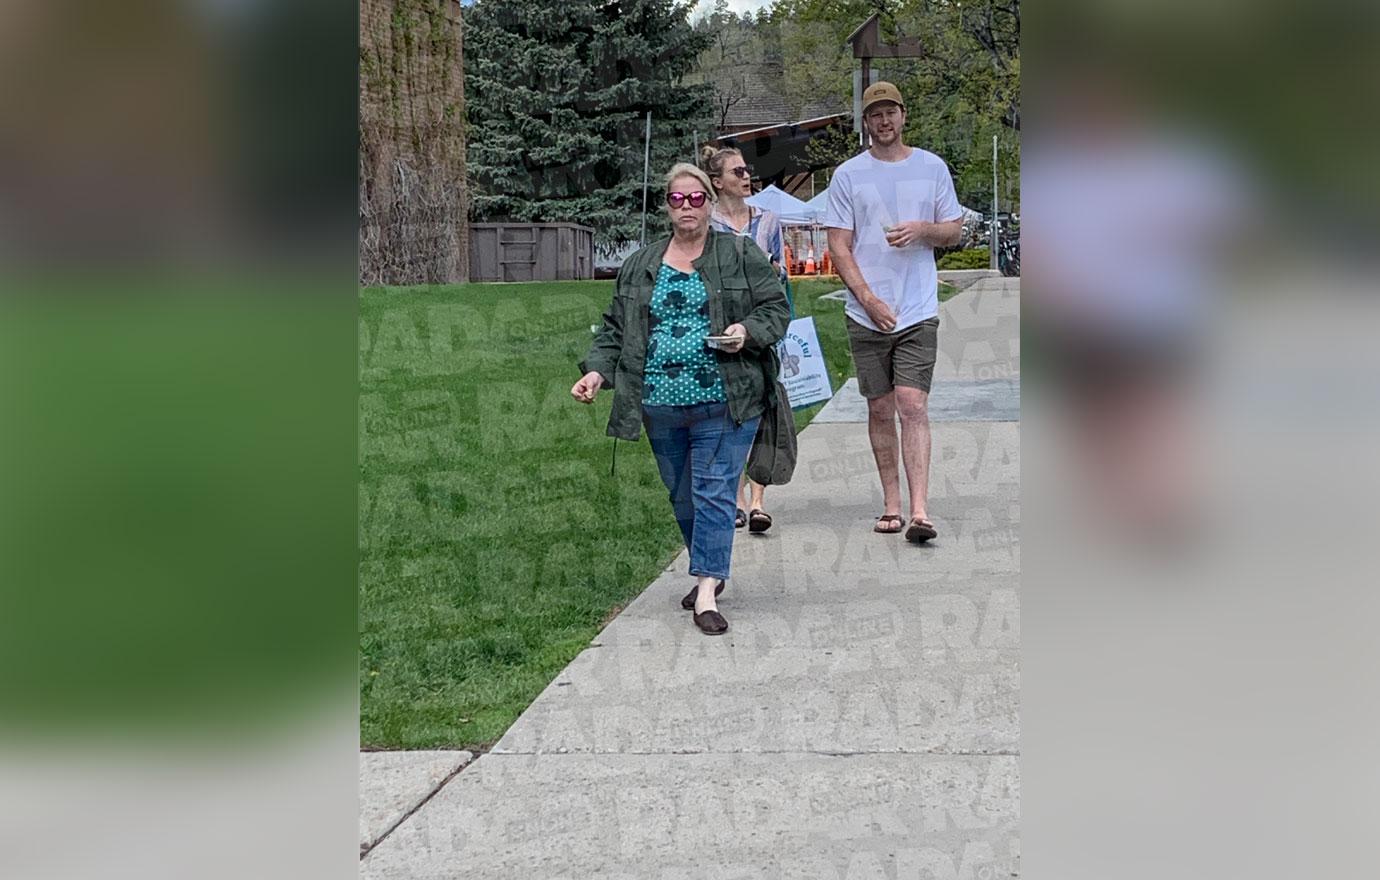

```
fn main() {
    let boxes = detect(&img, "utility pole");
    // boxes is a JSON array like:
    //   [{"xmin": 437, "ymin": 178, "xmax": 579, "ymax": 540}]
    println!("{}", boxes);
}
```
[
  {"xmin": 856, "ymin": 61, "xmax": 870, "ymax": 148},
  {"xmin": 846, "ymin": 14, "xmax": 922, "ymax": 150},
  {"xmin": 640, "ymin": 112, "xmax": 652, "ymax": 247},
  {"xmin": 990, "ymin": 134, "xmax": 999, "ymax": 271}
]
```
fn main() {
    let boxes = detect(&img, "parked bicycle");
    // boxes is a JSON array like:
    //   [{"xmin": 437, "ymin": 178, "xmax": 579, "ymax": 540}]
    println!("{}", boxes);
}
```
[{"xmin": 998, "ymin": 232, "xmax": 1020, "ymax": 277}]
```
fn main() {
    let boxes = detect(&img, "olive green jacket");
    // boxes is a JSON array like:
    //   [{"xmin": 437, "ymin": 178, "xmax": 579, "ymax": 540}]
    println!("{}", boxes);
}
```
[{"xmin": 580, "ymin": 230, "xmax": 791, "ymax": 441}]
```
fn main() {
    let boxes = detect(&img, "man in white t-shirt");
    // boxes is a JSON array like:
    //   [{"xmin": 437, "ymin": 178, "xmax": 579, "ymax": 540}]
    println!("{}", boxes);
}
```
[{"xmin": 824, "ymin": 81, "xmax": 964, "ymax": 543}]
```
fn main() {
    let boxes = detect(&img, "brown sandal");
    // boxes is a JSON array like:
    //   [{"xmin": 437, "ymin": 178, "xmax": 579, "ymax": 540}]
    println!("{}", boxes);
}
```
[
  {"xmin": 748, "ymin": 509, "xmax": 772, "ymax": 533},
  {"xmin": 905, "ymin": 517, "xmax": 938, "ymax": 543},
  {"xmin": 874, "ymin": 514, "xmax": 904, "ymax": 534}
]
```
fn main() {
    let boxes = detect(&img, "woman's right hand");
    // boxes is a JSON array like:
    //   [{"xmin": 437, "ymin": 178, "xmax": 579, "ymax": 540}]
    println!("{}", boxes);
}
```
[{"xmin": 571, "ymin": 371, "xmax": 605, "ymax": 404}]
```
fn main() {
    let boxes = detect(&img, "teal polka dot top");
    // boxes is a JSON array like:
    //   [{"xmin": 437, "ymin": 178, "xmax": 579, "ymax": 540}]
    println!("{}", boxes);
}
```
[{"xmin": 642, "ymin": 264, "xmax": 727, "ymax": 406}]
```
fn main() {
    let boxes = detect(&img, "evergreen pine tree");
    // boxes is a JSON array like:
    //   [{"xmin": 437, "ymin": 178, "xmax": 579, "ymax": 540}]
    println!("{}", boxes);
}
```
[{"xmin": 465, "ymin": 0, "xmax": 713, "ymax": 253}]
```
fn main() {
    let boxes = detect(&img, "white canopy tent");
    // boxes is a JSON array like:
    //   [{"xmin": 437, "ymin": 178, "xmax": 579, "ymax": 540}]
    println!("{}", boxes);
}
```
[
  {"xmin": 797, "ymin": 187, "xmax": 831, "ymax": 224},
  {"xmin": 744, "ymin": 185, "xmax": 813, "ymax": 223},
  {"xmin": 753, "ymin": 185, "xmax": 831, "ymax": 275},
  {"xmin": 736, "ymin": 184, "xmax": 847, "ymax": 276}
]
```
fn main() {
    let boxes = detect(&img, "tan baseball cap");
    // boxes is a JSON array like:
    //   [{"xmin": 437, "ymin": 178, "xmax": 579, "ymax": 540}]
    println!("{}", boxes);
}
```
[{"xmin": 862, "ymin": 81, "xmax": 906, "ymax": 115}]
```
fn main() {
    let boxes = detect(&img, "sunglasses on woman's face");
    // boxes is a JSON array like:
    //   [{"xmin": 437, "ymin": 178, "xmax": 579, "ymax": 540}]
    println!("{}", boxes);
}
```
[
  {"xmin": 666, "ymin": 191, "xmax": 708, "ymax": 209},
  {"xmin": 724, "ymin": 166, "xmax": 752, "ymax": 179}
]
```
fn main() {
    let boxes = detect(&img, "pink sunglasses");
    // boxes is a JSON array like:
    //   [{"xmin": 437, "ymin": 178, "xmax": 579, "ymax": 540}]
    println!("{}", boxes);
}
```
[{"xmin": 666, "ymin": 191, "xmax": 708, "ymax": 209}]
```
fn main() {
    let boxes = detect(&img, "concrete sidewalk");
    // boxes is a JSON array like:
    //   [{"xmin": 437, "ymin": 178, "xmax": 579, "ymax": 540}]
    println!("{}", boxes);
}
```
[{"xmin": 361, "ymin": 277, "xmax": 1020, "ymax": 878}]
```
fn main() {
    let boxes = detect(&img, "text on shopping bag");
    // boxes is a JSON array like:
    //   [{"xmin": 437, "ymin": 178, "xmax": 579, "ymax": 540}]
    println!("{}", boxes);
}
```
[{"xmin": 775, "ymin": 316, "xmax": 833, "ymax": 410}]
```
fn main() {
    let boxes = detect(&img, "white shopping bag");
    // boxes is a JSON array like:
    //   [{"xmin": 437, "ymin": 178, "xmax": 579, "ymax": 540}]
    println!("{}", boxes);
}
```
[{"xmin": 775, "ymin": 316, "xmax": 833, "ymax": 410}]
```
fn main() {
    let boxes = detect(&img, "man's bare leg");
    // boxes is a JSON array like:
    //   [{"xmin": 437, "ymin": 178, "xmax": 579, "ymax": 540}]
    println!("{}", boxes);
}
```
[
  {"xmin": 866, "ymin": 391, "xmax": 904, "ymax": 522},
  {"xmin": 894, "ymin": 386, "xmax": 932, "ymax": 522}
]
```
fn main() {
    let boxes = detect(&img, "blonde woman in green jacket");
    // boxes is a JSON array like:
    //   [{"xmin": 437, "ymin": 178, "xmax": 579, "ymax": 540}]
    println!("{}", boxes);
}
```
[{"xmin": 572, "ymin": 163, "xmax": 790, "ymax": 635}]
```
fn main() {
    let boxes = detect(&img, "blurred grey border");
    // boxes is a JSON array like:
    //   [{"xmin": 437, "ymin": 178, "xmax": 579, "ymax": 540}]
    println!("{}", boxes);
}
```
[
  {"xmin": 3, "ymin": 0, "xmax": 1378, "ymax": 877},
  {"xmin": 1, "ymin": 2, "xmax": 359, "ymax": 879},
  {"xmin": 1026, "ymin": 1, "xmax": 1380, "ymax": 878}
]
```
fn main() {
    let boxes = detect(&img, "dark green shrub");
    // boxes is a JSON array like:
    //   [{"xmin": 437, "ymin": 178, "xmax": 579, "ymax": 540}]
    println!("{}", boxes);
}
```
[{"xmin": 937, "ymin": 248, "xmax": 990, "ymax": 270}]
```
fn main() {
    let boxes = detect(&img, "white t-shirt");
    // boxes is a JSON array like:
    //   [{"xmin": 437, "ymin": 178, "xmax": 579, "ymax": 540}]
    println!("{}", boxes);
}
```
[{"xmin": 824, "ymin": 147, "xmax": 963, "ymax": 332}]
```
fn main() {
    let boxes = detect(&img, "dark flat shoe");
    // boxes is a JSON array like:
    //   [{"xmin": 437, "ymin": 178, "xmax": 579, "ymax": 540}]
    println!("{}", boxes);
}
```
[
  {"xmin": 748, "ymin": 508, "xmax": 772, "ymax": 533},
  {"xmin": 734, "ymin": 508, "xmax": 747, "ymax": 529},
  {"xmin": 905, "ymin": 517, "xmax": 937, "ymax": 543},
  {"xmin": 681, "ymin": 580, "xmax": 725, "ymax": 610},
  {"xmin": 693, "ymin": 608, "xmax": 729, "ymax": 635}
]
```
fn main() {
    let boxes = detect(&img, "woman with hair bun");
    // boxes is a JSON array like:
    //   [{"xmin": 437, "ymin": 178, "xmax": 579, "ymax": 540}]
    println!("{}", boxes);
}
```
[{"xmin": 701, "ymin": 144, "xmax": 792, "ymax": 535}]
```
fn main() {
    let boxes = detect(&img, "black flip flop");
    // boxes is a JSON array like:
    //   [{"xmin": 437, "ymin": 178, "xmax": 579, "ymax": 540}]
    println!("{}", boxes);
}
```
[
  {"xmin": 693, "ymin": 608, "xmax": 729, "ymax": 635},
  {"xmin": 681, "ymin": 580, "xmax": 726, "ymax": 610},
  {"xmin": 735, "ymin": 508, "xmax": 747, "ymax": 529},
  {"xmin": 748, "ymin": 509, "xmax": 772, "ymax": 533},
  {"xmin": 905, "ymin": 517, "xmax": 938, "ymax": 543},
  {"xmin": 874, "ymin": 514, "xmax": 904, "ymax": 534}
]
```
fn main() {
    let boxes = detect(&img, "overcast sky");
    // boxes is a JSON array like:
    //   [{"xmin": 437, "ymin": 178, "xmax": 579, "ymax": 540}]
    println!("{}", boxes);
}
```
[{"xmin": 690, "ymin": 0, "xmax": 775, "ymax": 19}]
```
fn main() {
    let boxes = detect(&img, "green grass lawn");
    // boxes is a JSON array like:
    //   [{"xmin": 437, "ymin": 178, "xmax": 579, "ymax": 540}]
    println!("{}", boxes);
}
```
[{"xmin": 359, "ymin": 276, "xmax": 956, "ymax": 749}]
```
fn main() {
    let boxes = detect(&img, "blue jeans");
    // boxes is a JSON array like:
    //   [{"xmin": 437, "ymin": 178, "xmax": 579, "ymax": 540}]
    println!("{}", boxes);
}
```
[{"xmin": 642, "ymin": 402, "xmax": 760, "ymax": 581}]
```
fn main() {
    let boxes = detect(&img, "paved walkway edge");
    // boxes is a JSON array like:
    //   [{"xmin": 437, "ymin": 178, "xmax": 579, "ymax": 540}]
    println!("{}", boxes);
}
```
[{"xmin": 359, "ymin": 750, "xmax": 474, "ymax": 857}]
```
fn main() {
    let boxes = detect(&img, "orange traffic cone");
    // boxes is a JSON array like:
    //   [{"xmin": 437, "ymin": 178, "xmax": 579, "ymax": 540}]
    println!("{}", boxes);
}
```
[
  {"xmin": 803, "ymin": 246, "xmax": 816, "ymax": 275},
  {"xmin": 783, "ymin": 242, "xmax": 794, "ymax": 276},
  {"xmin": 822, "ymin": 250, "xmax": 832, "ymax": 275}
]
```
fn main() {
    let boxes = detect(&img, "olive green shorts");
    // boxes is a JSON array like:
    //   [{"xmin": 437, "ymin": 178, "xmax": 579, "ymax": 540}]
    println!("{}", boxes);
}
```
[{"xmin": 845, "ymin": 316, "xmax": 940, "ymax": 398}]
